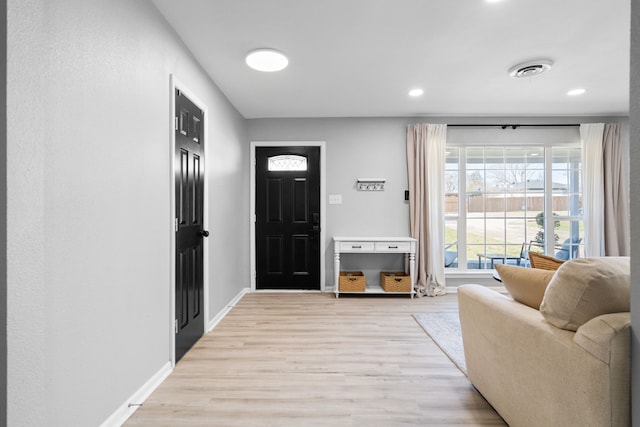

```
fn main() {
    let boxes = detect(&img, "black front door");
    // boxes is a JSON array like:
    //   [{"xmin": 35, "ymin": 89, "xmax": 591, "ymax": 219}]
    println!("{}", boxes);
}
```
[
  {"xmin": 175, "ymin": 89, "xmax": 207, "ymax": 361},
  {"xmin": 255, "ymin": 146, "xmax": 320, "ymax": 290}
]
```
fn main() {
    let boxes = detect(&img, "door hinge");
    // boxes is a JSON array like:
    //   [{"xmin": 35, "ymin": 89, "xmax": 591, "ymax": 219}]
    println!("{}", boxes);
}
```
[
  {"xmin": 175, "ymin": 218, "xmax": 179, "ymax": 232},
  {"xmin": 174, "ymin": 319, "xmax": 178, "ymax": 334},
  {"xmin": 174, "ymin": 116, "xmax": 178, "ymax": 131}
]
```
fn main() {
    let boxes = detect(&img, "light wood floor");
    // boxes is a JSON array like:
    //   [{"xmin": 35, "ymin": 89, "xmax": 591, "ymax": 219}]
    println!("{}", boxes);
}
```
[{"xmin": 126, "ymin": 292, "xmax": 506, "ymax": 426}]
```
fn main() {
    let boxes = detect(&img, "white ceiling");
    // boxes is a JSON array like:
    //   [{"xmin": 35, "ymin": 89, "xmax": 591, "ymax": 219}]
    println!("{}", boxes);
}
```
[{"xmin": 152, "ymin": 0, "xmax": 630, "ymax": 119}]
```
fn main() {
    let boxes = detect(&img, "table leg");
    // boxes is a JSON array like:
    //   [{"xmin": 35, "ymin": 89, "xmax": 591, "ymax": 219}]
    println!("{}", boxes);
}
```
[
  {"xmin": 409, "ymin": 253, "xmax": 415, "ymax": 298},
  {"xmin": 334, "ymin": 251, "xmax": 340, "ymax": 298}
]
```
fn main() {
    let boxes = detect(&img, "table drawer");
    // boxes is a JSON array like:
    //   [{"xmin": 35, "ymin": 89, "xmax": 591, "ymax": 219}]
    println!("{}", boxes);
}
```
[
  {"xmin": 339, "ymin": 241, "xmax": 375, "ymax": 252},
  {"xmin": 374, "ymin": 241, "xmax": 412, "ymax": 252}
]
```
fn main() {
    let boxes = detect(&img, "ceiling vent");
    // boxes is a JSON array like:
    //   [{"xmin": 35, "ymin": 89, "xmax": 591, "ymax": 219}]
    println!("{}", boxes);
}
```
[{"xmin": 509, "ymin": 60, "xmax": 553, "ymax": 78}]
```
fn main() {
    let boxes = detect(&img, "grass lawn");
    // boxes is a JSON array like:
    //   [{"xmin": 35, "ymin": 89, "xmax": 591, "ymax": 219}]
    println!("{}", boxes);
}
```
[{"xmin": 445, "ymin": 212, "xmax": 583, "ymax": 264}]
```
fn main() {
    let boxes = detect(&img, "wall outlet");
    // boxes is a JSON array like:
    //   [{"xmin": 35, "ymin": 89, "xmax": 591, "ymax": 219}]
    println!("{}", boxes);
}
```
[{"xmin": 329, "ymin": 194, "xmax": 342, "ymax": 204}]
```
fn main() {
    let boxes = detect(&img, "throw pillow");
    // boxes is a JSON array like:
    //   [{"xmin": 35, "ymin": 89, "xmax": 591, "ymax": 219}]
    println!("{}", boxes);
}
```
[
  {"xmin": 540, "ymin": 257, "xmax": 630, "ymax": 331},
  {"xmin": 495, "ymin": 264, "xmax": 556, "ymax": 310},
  {"xmin": 528, "ymin": 252, "xmax": 565, "ymax": 270}
]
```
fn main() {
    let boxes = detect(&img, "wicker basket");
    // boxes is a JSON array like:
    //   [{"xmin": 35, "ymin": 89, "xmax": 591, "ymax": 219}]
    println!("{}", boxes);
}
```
[
  {"xmin": 380, "ymin": 271, "xmax": 412, "ymax": 292},
  {"xmin": 528, "ymin": 252, "xmax": 565, "ymax": 270},
  {"xmin": 339, "ymin": 271, "xmax": 366, "ymax": 292}
]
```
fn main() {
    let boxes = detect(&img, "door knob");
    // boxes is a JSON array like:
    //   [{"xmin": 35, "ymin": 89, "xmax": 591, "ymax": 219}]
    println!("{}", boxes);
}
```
[{"xmin": 199, "ymin": 230, "xmax": 210, "ymax": 237}]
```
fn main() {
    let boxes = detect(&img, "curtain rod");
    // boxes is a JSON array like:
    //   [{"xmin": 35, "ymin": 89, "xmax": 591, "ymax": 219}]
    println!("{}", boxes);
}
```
[{"xmin": 448, "ymin": 124, "xmax": 579, "ymax": 129}]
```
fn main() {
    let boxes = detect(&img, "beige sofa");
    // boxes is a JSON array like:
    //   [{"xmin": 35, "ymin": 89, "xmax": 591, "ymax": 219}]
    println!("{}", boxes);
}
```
[{"xmin": 458, "ymin": 257, "xmax": 630, "ymax": 427}]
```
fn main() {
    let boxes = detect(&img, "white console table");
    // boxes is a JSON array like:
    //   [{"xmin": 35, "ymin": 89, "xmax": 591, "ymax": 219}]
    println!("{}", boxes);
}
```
[{"xmin": 333, "ymin": 236, "xmax": 416, "ymax": 298}]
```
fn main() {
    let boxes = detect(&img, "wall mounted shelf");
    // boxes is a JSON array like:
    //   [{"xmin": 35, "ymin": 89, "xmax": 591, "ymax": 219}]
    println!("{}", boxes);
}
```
[{"xmin": 357, "ymin": 178, "xmax": 385, "ymax": 191}]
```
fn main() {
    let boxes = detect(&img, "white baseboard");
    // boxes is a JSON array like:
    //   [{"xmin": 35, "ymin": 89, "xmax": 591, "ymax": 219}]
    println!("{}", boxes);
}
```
[
  {"xmin": 100, "ymin": 361, "xmax": 172, "ymax": 427},
  {"xmin": 207, "ymin": 287, "xmax": 250, "ymax": 332},
  {"xmin": 102, "ymin": 287, "xmax": 250, "ymax": 426}
]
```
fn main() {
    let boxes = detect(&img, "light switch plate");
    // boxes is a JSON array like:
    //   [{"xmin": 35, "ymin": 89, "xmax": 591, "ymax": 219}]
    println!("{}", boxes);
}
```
[{"xmin": 328, "ymin": 194, "xmax": 342, "ymax": 204}]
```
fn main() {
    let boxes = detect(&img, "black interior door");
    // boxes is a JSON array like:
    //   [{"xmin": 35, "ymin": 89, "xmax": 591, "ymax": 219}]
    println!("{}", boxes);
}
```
[
  {"xmin": 175, "ymin": 89, "xmax": 206, "ymax": 362},
  {"xmin": 256, "ymin": 146, "xmax": 320, "ymax": 290}
]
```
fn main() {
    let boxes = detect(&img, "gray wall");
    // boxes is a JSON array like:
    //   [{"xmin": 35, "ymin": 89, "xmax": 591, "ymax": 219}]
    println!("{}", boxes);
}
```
[
  {"xmin": 6, "ymin": 0, "xmax": 248, "ymax": 425},
  {"xmin": 248, "ymin": 116, "xmax": 628, "ymax": 288},
  {"xmin": 0, "ymin": 0, "xmax": 6, "ymax": 425},
  {"xmin": 631, "ymin": 0, "xmax": 639, "ymax": 425},
  {"xmin": 249, "ymin": 118, "xmax": 413, "ymax": 286}
]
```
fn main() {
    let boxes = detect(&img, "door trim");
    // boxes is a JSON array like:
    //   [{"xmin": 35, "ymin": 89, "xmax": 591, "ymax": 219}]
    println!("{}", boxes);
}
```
[
  {"xmin": 170, "ymin": 75, "xmax": 210, "ymax": 366},
  {"xmin": 250, "ymin": 141, "xmax": 326, "ymax": 292}
]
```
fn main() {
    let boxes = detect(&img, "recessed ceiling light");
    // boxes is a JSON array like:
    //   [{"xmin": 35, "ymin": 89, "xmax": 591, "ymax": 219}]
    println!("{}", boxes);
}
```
[
  {"xmin": 567, "ymin": 88, "xmax": 586, "ymax": 96},
  {"xmin": 486, "ymin": 0, "xmax": 504, "ymax": 3},
  {"xmin": 245, "ymin": 49, "xmax": 288, "ymax": 72},
  {"xmin": 408, "ymin": 88, "xmax": 424, "ymax": 97}
]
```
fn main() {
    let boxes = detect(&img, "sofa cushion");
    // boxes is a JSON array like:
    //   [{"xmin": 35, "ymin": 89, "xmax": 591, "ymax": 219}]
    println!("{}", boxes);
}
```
[
  {"xmin": 528, "ymin": 252, "xmax": 565, "ymax": 270},
  {"xmin": 540, "ymin": 257, "xmax": 630, "ymax": 331},
  {"xmin": 495, "ymin": 264, "xmax": 555, "ymax": 309}
]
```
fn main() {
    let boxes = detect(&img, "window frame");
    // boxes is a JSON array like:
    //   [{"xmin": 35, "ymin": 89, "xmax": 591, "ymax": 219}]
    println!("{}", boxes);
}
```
[{"xmin": 445, "ymin": 139, "xmax": 583, "ymax": 271}]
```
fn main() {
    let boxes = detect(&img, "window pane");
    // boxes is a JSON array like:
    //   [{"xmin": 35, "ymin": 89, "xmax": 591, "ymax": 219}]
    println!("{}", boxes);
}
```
[
  {"xmin": 505, "ymin": 147, "xmax": 525, "ymax": 164},
  {"xmin": 485, "ymin": 196, "xmax": 505, "ymax": 217},
  {"xmin": 506, "ymin": 244, "xmax": 523, "ymax": 258},
  {"xmin": 555, "ymin": 220, "xmax": 583, "ymax": 260},
  {"xmin": 444, "ymin": 171, "xmax": 458, "ymax": 195},
  {"xmin": 445, "ymin": 194, "xmax": 458, "ymax": 214},
  {"xmin": 506, "ymin": 218, "xmax": 527, "ymax": 245},
  {"xmin": 445, "ymin": 219, "xmax": 458, "ymax": 269},
  {"xmin": 526, "ymin": 170, "xmax": 545, "ymax": 192},
  {"xmin": 504, "ymin": 167, "xmax": 530, "ymax": 191},
  {"xmin": 525, "ymin": 213, "xmax": 540, "ymax": 243},
  {"xmin": 526, "ymin": 147, "xmax": 544, "ymax": 168},
  {"xmin": 486, "ymin": 218, "xmax": 505, "ymax": 247},
  {"xmin": 467, "ymin": 193, "xmax": 485, "ymax": 213},
  {"xmin": 486, "ymin": 170, "xmax": 505, "ymax": 192},
  {"xmin": 467, "ymin": 244, "xmax": 485, "ymax": 268},
  {"xmin": 466, "ymin": 148, "xmax": 484, "ymax": 170},
  {"xmin": 268, "ymin": 155, "xmax": 307, "ymax": 171},
  {"xmin": 445, "ymin": 148, "xmax": 459, "ymax": 166},
  {"xmin": 466, "ymin": 170, "xmax": 485, "ymax": 192},
  {"xmin": 485, "ymin": 147, "xmax": 504, "ymax": 169}
]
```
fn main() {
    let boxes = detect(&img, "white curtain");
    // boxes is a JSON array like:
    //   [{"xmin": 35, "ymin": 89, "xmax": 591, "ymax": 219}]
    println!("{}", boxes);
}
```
[
  {"xmin": 581, "ymin": 123, "xmax": 605, "ymax": 257},
  {"xmin": 406, "ymin": 124, "xmax": 447, "ymax": 297}
]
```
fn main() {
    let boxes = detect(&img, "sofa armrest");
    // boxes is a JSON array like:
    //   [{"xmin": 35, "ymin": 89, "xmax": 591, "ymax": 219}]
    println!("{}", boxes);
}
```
[{"xmin": 574, "ymin": 313, "xmax": 630, "ymax": 363}]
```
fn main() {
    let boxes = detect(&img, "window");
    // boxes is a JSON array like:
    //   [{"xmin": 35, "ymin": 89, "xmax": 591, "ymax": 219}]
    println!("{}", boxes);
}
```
[
  {"xmin": 268, "ymin": 155, "xmax": 307, "ymax": 171},
  {"xmin": 444, "ymin": 131, "xmax": 583, "ymax": 270}
]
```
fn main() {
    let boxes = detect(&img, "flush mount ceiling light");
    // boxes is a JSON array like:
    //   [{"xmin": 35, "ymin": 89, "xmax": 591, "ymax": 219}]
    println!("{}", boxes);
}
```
[
  {"xmin": 245, "ymin": 49, "xmax": 288, "ymax": 72},
  {"xmin": 408, "ymin": 88, "xmax": 424, "ymax": 97},
  {"xmin": 508, "ymin": 60, "xmax": 553, "ymax": 78},
  {"xmin": 567, "ymin": 88, "xmax": 587, "ymax": 96}
]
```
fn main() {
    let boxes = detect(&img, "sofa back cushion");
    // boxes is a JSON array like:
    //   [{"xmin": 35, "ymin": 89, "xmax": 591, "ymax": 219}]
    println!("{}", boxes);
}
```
[
  {"xmin": 495, "ymin": 264, "xmax": 555, "ymax": 309},
  {"xmin": 540, "ymin": 257, "xmax": 630, "ymax": 331}
]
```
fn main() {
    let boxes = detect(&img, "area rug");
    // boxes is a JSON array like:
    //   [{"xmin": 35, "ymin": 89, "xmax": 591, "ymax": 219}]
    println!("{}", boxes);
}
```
[{"xmin": 412, "ymin": 312, "xmax": 466, "ymax": 375}]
